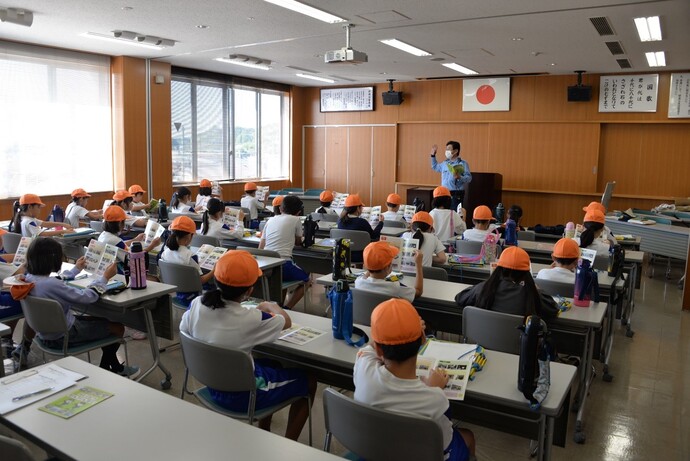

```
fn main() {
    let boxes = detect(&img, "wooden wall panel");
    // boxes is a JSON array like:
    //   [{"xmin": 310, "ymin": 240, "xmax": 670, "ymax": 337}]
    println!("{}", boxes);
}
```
[
  {"xmin": 597, "ymin": 124, "xmax": 643, "ymax": 195},
  {"xmin": 303, "ymin": 127, "xmax": 326, "ymax": 190},
  {"xmin": 372, "ymin": 126, "xmax": 397, "ymax": 207},
  {"xmin": 324, "ymin": 127, "xmax": 348, "ymax": 193},
  {"xmin": 347, "ymin": 127, "xmax": 373, "ymax": 202},
  {"xmin": 291, "ymin": 86, "xmax": 307, "ymax": 187},
  {"xmin": 149, "ymin": 61, "xmax": 172, "ymax": 201},
  {"xmin": 398, "ymin": 80, "xmax": 443, "ymax": 121}
]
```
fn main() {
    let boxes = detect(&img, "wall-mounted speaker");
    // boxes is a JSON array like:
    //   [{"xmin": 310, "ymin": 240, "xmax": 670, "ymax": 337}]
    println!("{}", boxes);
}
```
[
  {"xmin": 567, "ymin": 85, "xmax": 592, "ymax": 102},
  {"xmin": 382, "ymin": 91, "xmax": 404, "ymax": 105}
]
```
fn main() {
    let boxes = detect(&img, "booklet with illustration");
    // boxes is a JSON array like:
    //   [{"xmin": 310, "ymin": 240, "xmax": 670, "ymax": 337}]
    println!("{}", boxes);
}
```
[
  {"xmin": 256, "ymin": 186, "xmax": 270, "ymax": 202},
  {"xmin": 84, "ymin": 240, "xmax": 120, "ymax": 278},
  {"xmin": 332, "ymin": 192, "xmax": 349, "ymax": 209},
  {"xmin": 417, "ymin": 339, "xmax": 476, "ymax": 400},
  {"xmin": 278, "ymin": 324, "xmax": 326, "ymax": 345},
  {"xmin": 143, "ymin": 220, "xmax": 165, "ymax": 252},
  {"xmin": 194, "ymin": 244, "xmax": 228, "ymax": 271},
  {"xmin": 11, "ymin": 236, "xmax": 32, "ymax": 267},
  {"xmin": 40, "ymin": 386, "xmax": 114, "ymax": 419},
  {"xmin": 403, "ymin": 205, "xmax": 416, "ymax": 222},
  {"xmin": 379, "ymin": 236, "xmax": 419, "ymax": 272},
  {"xmin": 223, "ymin": 207, "xmax": 242, "ymax": 229},
  {"xmin": 446, "ymin": 163, "xmax": 465, "ymax": 177}
]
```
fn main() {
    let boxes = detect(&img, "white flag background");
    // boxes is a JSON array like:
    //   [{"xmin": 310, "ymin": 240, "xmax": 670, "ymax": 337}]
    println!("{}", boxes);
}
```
[{"xmin": 462, "ymin": 78, "xmax": 511, "ymax": 111}]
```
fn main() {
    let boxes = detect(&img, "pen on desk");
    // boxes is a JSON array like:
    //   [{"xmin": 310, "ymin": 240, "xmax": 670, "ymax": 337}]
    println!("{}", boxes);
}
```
[
  {"xmin": 12, "ymin": 387, "xmax": 54, "ymax": 402},
  {"xmin": 2, "ymin": 369, "xmax": 38, "ymax": 385}
]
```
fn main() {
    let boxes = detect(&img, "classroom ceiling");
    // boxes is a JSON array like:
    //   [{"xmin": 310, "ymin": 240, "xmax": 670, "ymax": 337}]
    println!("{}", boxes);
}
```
[{"xmin": 0, "ymin": 0, "xmax": 688, "ymax": 87}]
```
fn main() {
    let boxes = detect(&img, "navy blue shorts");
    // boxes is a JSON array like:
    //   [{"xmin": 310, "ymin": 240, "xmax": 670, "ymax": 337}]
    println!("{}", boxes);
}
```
[
  {"xmin": 445, "ymin": 427, "xmax": 470, "ymax": 461},
  {"xmin": 43, "ymin": 316, "xmax": 113, "ymax": 348},
  {"xmin": 0, "ymin": 292, "xmax": 22, "ymax": 319},
  {"xmin": 282, "ymin": 260, "xmax": 310, "ymax": 283}
]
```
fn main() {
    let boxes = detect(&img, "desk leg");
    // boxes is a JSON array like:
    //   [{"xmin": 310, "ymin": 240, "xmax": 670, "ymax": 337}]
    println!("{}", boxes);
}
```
[
  {"xmin": 537, "ymin": 415, "xmax": 546, "ymax": 461},
  {"xmin": 138, "ymin": 303, "xmax": 173, "ymax": 389},
  {"xmin": 601, "ymin": 301, "xmax": 615, "ymax": 382},
  {"xmin": 543, "ymin": 416, "xmax": 555, "ymax": 461},
  {"xmin": 574, "ymin": 327, "xmax": 595, "ymax": 444}
]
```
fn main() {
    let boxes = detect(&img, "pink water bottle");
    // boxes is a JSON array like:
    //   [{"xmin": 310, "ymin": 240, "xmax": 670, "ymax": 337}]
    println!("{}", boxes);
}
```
[
  {"xmin": 564, "ymin": 222, "xmax": 575, "ymax": 239},
  {"xmin": 128, "ymin": 242, "xmax": 147, "ymax": 290},
  {"xmin": 573, "ymin": 259, "xmax": 593, "ymax": 307}
]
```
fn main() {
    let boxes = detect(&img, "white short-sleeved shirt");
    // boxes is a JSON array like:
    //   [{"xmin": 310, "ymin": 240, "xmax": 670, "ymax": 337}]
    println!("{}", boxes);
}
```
[
  {"xmin": 172, "ymin": 202, "xmax": 197, "ymax": 214},
  {"xmin": 354, "ymin": 275, "xmax": 415, "ymax": 302},
  {"xmin": 353, "ymin": 345, "xmax": 452, "ymax": 449},
  {"xmin": 241, "ymin": 195, "xmax": 265, "ymax": 220},
  {"xmin": 382, "ymin": 210, "xmax": 404, "ymax": 222},
  {"xmin": 401, "ymin": 231, "xmax": 446, "ymax": 267},
  {"xmin": 315, "ymin": 206, "xmax": 338, "ymax": 215},
  {"xmin": 429, "ymin": 208, "xmax": 466, "ymax": 241},
  {"xmin": 160, "ymin": 245, "xmax": 202, "ymax": 275},
  {"xmin": 20, "ymin": 216, "xmax": 42, "ymax": 237},
  {"xmin": 97, "ymin": 231, "xmax": 127, "ymax": 262},
  {"xmin": 536, "ymin": 266, "xmax": 576, "ymax": 283},
  {"xmin": 262, "ymin": 214, "xmax": 302, "ymax": 258},
  {"xmin": 180, "ymin": 298, "xmax": 285, "ymax": 356},
  {"xmin": 65, "ymin": 203, "xmax": 89, "ymax": 228},
  {"xmin": 195, "ymin": 194, "xmax": 211, "ymax": 210},
  {"xmin": 575, "ymin": 237, "xmax": 610, "ymax": 259},
  {"xmin": 132, "ymin": 200, "xmax": 149, "ymax": 218},
  {"xmin": 200, "ymin": 218, "xmax": 244, "ymax": 240},
  {"xmin": 463, "ymin": 227, "xmax": 490, "ymax": 242}
]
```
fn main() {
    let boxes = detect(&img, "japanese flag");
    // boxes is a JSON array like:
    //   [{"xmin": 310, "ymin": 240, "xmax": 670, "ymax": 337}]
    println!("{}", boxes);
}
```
[{"xmin": 462, "ymin": 78, "xmax": 511, "ymax": 111}]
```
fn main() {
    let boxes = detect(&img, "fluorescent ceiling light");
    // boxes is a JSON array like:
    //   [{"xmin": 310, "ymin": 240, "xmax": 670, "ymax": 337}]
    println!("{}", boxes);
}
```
[
  {"xmin": 645, "ymin": 51, "xmax": 666, "ymax": 67},
  {"xmin": 215, "ymin": 56, "xmax": 272, "ymax": 70},
  {"xmin": 379, "ymin": 39, "xmax": 431, "ymax": 57},
  {"xmin": 296, "ymin": 73, "xmax": 335, "ymax": 83},
  {"xmin": 80, "ymin": 32, "xmax": 164, "ymax": 50},
  {"xmin": 263, "ymin": 0, "xmax": 345, "ymax": 23},
  {"xmin": 634, "ymin": 16, "xmax": 662, "ymax": 42},
  {"xmin": 442, "ymin": 62, "xmax": 478, "ymax": 75}
]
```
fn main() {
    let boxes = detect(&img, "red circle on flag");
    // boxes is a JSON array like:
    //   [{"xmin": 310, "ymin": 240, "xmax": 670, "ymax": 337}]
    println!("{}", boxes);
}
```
[{"xmin": 476, "ymin": 85, "xmax": 495, "ymax": 105}]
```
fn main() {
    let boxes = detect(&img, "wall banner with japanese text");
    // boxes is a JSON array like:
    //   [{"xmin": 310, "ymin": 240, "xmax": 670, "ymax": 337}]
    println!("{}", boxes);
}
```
[{"xmin": 598, "ymin": 74, "xmax": 658, "ymax": 112}]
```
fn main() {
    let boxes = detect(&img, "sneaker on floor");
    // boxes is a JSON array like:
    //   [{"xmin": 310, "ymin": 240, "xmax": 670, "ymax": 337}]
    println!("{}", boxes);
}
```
[
  {"xmin": 115, "ymin": 364, "xmax": 140, "ymax": 379},
  {"xmin": 125, "ymin": 328, "xmax": 147, "ymax": 340}
]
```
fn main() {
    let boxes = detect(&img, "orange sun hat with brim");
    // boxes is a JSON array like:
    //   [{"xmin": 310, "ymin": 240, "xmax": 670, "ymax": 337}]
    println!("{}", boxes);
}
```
[
  {"xmin": 170, "ymin": 216, "xmax": 197, "ymax": 234},
  {"xmin": 371, "ymin": 298, "xmax": 423, "ymax": 345},
  {"xmin": 71, "ymin": 188, "xmax": 91, "ymax": 198},
  {"xmin": 344, "ymin": 194, "xmax": 364, "ymax": 208},
  {"xmin": 433, "ymin": 186, "xmax": 451, "ymax": 198},
  {"xmin": 103, "ymin": 205, "xmax": 127, "ymax": 222},
  {"xmin": 244, "ymin": 182, "xmax": 258, "ymax": 192},
  {"xmin": 553, "ymin": 238, "xmax": 581, "ymax": 259},
  {"xmin": 473, "ymin": 205, "xmax": 495, "ymax": 221},
  {"xmin": 128, "ymin": 185, "xmax": 146, "ymax": 195},
  {"xmin": 199, "ymin": 179, "xmax": 212, "ymax": 188},
  {"xmin": 272, "ymin": 195, "xmax": 284, "ymax": 207},
  {"xmin": 582, "ymin": 201, "xmax": 606, "ymax": 213},
  {"xmin": 113, "ymin": 190, "xmax": 132, "ymax": 201},
  {"xmin": 320, "ymin": 190, "xmax": 334, "ymax": 202},
  {"xmin": 497, "ymin": 246, "xmax": 531, "ymax": 271},
  {"xmin": 583, "ymin": 209, "xmax": 606, "ymax": 224},
  {"xmin": 363, "ymin": 241, "xmax": 399, "ymax": 271},
  {"xmin": 214, "ymin": 250, "xmax": 263, "ymax": 287},
  {"xmin": 386, "ymin": 193, "xmax": 402, "ymax": 205},
  {"xmin": 411, "ymin": 211, "xmax": 434, "ymax": 227},
  {"xmin": 19, "ymin": 194, "xmax": 45, "ymax": 206}
]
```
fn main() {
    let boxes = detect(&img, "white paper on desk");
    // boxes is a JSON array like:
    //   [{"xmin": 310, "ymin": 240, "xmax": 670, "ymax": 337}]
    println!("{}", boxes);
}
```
[
  {"xmin": 278, "ymin": 324, "xmax": 325, "ymax": 345},
  {"xmin": 420, "ymin": 340, "xmax": 477, "ymax": 362},
  {"xmin": 417, "ymin": 340, "xmax": 475, "ymax": 401},
  {"xmin": 0, "ymin": 364, "xmax": 85, "ymax": 415}
]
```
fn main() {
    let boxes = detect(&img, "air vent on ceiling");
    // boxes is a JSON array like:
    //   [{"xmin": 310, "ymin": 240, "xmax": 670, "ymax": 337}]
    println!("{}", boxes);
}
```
[
  {"xmin": 589, "ymin": 17, "xmax": 615, "ymax": 36},
  {"xmin": 605, "ymin": 41, "xmax": 625, "ymax": 55},
  {"xmin": 617, "ymin": 58, "xmax": 632, "ymax": 69}
]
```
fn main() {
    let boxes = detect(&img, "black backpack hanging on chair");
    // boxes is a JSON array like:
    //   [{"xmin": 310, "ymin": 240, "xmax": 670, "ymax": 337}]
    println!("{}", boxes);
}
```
[
  {"xmin": 517, "ymin": 315, "xmax": 555, "ymax": 410},
  {"xmin": 302, "ymin": 214, "xmax": 318, "ymax": 248}
]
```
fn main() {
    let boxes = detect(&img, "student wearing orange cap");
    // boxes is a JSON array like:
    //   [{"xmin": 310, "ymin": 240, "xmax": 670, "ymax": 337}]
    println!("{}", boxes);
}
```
[
  {"xmin": 11, "ymin": 194, "xmax": 73, "ymax": 237},
  {"xmin": 429, "ymin": 140, "xmax": 472, "ymax": 212},
  {"xmin": 109, "ymin": 189, "xmax": 149, "ymax": 229},
  {"xmin": 127, "ymin": 184, "xmax": 148, "ymax": 214},
  {"xmin": 240, "ymin": 182, "xmax": 265, "ymax": 227},
  {"xmin": 455, "ymin": 246, "xmax": 559, "ymax": 320},
  {"xmin": 271, "ymin": 195, "xmax": 284, "ymax": 216},
  {"xmin": 429, "ymin": 186, "xmax": 466, "ymax": 242},
  {"xmin": 355, "ymin": 241, "xmax": 423, "ymax": 301},
  {"xmin": 315, "ymin": 190, "xmax": 337, "ymax": 215},
  {"xmin": 199, "ymin": 198, "xmax": 245, "ymax": 240},
  {"xmin": 536, "ymin": 238, "xmax": 580, "ymax": 282},
  {"xmin": 576, "ymin": 209, "xmax": 611, "ymax": 258},
  {"xmin": 462, "ymin": 205, "xmax": 498, "ymax": 242},
  {"xmin": 354, "ymin": 298, "xmax": 476, "ymax": 461},
  {"xmin": 582, "ymin": 201, "xmax": 616, "ymax": 246},
  {"xmin": 337, "ymin": 194, "xmax": 385, "ymax": 262},
  {"xmin": 195, "ymin": 179, "xmax": 213, "ymax": 209},
  {"xmin": 0, "ymin": 228, "xmax": 24, "ymax": 351},
  {"xmin": 382, "ymin": 193, "xmax": 405, "ymax": 222},
  {"xmin": 180, "ymin": 250, "xmax": 316, "ymax": 440},
  {"xmin": 170, "ymin": 186, "xmax": 200, "ymax": 214},
  {"xmin": 402, "ymin": 212, "xmax": 447, "ymax": 266},
  {"xmin": 65, "ymin": 188, "xmax": 102, "ymax": 227},
  {"xmin": 99, "ymin": 205, "xmax": 160, "ymax": 261}
]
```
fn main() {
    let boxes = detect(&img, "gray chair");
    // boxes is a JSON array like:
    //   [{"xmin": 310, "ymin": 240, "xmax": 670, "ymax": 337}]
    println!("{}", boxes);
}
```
[
  {"xmin": 240, "ymin": 207, "xmax": 251, "ymax": 227},
  {"xmin": 455, "ymin": 239, "xmax": 483, "ymax": 254},
  {"xmin": 179, "ymin": 330, "xmax": 312, "ymax": 444},
  {"xmin": 382, "ymin": 220, "xmax": 407, "ymax": 229},
  {"xmin": 309, "ymin": 212, "xmax": 323, "ymax": 221},
  {"xmin": 191, "ymin": 234, "xmax": 220, "ymax": 248},
  {"xmin": 89, "ymin": 221, "xmax": 104, "ymax": 232},
  {"xmin": 351, "ymin": 288, "xmax": 396, "ymax": 326},
  {"xmin": 422, "ymin": 266, "xmax": 449, "ymax": 281},
  {"xmin": 592, "ymin": 255, "xmax": 610, "ymax": 272},
  {"xmin": 0, "ymin": 435, "xmax": 35, "ymax": 461},
  {"xmin": 2, "ymin": 232, "xmax": 22, "ymax": 254},
  {"xmin": 236, "ymin": 246, "xmax": 303, "ymax": 303},
  {"xmin": 61, "ymin": 243, "xmax": 86, "ymax": 262},
  {"xmin": 518, "ymin": 230, "xmax": 536, "ymax": 241},
  {"xmin": 330, "ymin": 229, "xmax": 371, "ymax": 253},
  {"xmin": 319, "ymin": 213, "xmax": 339, "ymax": 223},
  {"xmin": 534, "ymin": 278, "xmax": 574, "ymax": 298},
  {"xmin": 158, "ymin": 260, "xmax": 203, "ymax": 310},
  {"xmin": 322, "ymin": 388, "xmax": 444, "ymax": 461},
  {"xmin": 462, "ymin": 306, "xmax": 523, "ymax": 354},
  {"xmin": 305, "ymin": 189, "xmax": 324, "ymax": 196}
]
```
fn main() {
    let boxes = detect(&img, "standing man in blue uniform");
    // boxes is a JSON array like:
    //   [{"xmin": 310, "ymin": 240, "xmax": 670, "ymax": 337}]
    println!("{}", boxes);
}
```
[{"xmin": 429, "ymin": 141, "xmax": 472, "ymax": 212}]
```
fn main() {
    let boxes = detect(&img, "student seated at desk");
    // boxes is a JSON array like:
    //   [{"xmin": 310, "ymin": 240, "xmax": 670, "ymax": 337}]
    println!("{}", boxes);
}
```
[
  {"xmin": 575, "ymin": 209, "xmax": 611, "ymax": 259},
  {"xmin": 271, "ymin": 195, "xmax": 283, "ymax": 215},
  {"xmin": 582, "ymin": 201, "xmax": 616, "ymax": 246},
  {"xmin": 0, "ymin": 228, "xmax": 26, "ymax": 358},
  {"xmin": 199, "ymin": 198, "xmax": 244, "ymax": 240},
  {"xmin": 196, "ymin": 179, "xmax": 213, "ymax": 210},
  {"xmin": 315, "ymin": 190, "xmax": 337, "ymax": 215},
  {"xmin": 382, "ymin": 193, "xmax": 405, "ymax": 222},
  {"xmin": 354, "ymin": 298, "xmax": 476, "ymax": 461},
  {"xmin": 462, "ymin": 205, "xmax": 497, "ymax": 242},
  {"xmin": 402, "ymin": 212, "xmax": 447, "ymax": 267},
  {"xmin": 355, "ymin": 241, "xmax": 423, "ymax": 301},
  {"xmin": 12, "ymin": 194, "xmax": 73, "ymax": 237},
  {"xmin": 180, "ymin": 250, "xmax": 316, "ymax": 441},
  {"xmin": 15, "ymin": 237, "xmax": 139, "ymax": 377},
  {"xmin": 128, "ymin": 185, "xmax": 150, "ymax": 216},
  {"xmin": 65, "ymin": 188, "xmax": 103, "ymax": 228},
  {"xmin": 536, "ymin": 238, "xmax": 580, "ymax": 283},
  {"xmin": 171, "ymin": 186, "xmax": 201, "ymax": 214},
  {"xmin": 338, "ymin": 194, "xmax": 384, "ymax": 263},
  {"xmin": 429, "ymin": 187, "xmax": 465, "ymax": 241},
  {"xmin": 99, "ymin": 206, "xmax": 160, "ymax": 265},
  {"xmin": 259, "ymin": 195, "xmax": 309, "ymax": 309},
  {"xmin": 111, "ymin": 190, "xmax": 148, "ymax": 228},
  {"xmin": 241, "ymin": 182, "xmax": 265, "ymax": 228},
  {"xmin": 455, "ymin": 246, "xmax": 559, "ymax": 320}
]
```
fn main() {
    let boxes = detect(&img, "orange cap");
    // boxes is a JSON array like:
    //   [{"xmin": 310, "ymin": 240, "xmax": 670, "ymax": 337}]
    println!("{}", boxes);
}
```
[
  {"xmin": 272, "ymin": 195, "xmax": 284, "ymax": 207},
  {"xmin": 128, "ymin": 185, "xmax": 146, "ymax": 195},
  {"xmin": 319, "ymin": 190, "xmax": 334, "ymax": 202},
  {"xmin": 582, "ymin": 201, "xmax": 605, "ymax": 213},
  {"xmin": 583, "ymin": 209, "xmax": 606, "ymax": 224},
  {"xmin": 363, "ymin": 241, "xmax": 399, "ymax": 271},
  {"xmin": 113, "ymin": 190, "xmax": 132, "ymax": 201},
  {"xmin": 19, "ymin": 194, "xmax": 45, "ymax": 206},
  {"xmin": 473, "ymin": 205, "xmax": 494, "ymax": 220},
  {"xmin": 412, "ymin": 211, "xmax": 434, "ymax": 227},
  {"xmin": 215, "ymin": 250, "xmax": 263, "ymax": 287},
  {"xmin": 199, "ymin": 179, "xmax": 212, "ymax": 188},
  {"xmin": 0, "ymin": 228, "xmax": 7, "ymax": 236},
  {"xmin": 344, "ymin": 194, "xmax": 364, "ymax": 208},
  {"xmin": 433, "ymin": 186, "xmax": 451, "ymax": 198},
  {"xmin": 71, "ymin": 188, "xmax": 91, "ymax": 198},
  {"xmin": 244, "ymin": 182, "xmax": 258, "ymax": 192},
  {"xmin": 170, "ymin": 216, "xmax": 197, "ymax": 234},
  {"xmin": 386, "ymin": 193, "xmax": 402, "ymax": 205},
  {"xmin": 103, "ymin": 205, "xmax": 127, "ymax": 222},
  {"xmin": 371, "ymin": 298, "xmax": 423, "ymax": 345},
  {"xmin": 553, "ymin": 238, "xmax": 581, "ymax": 259},
  {"xmin": 497, "ymin": 246, "xmax": 531, "ymax": 271}
]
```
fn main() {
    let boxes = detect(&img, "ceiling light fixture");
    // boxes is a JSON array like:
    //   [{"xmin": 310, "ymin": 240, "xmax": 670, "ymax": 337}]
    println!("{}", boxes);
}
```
[
  {"xmin": 634, "ymin": 16, "xmax": 662, "ymax": 42},
  {"xmin": 81, "ymin": 32, "xmax": 168, "ymax": 50},
  {"xmin": 0, "ymin": 7, "xmax": 33, "ymax": 27},
  {"xmin": 196, "ymin": 24, "xmax": 209, "ymax": 29},
  {"xmin": 379, "ymin": 39, "xmax": 431, "ymax": 57},
  {"xmin": 215, "ymin": 55, "xmax": 272, "ymax": 70},
  {"xmin": 442, "ymin": 62, "xmax": 478, "ymax": 75},
  {"xmin": 645, "ymin": 51, "xmax": 666, "ymax": 67},
  {"xmin": 263, "ymin": 0, "xmax": 346, "ymax": 23},
  {"xmin": 511, "ymin": 37, "xmax": 523, "ymax": 41},
  {"xmin": 296, "ymin": 73, "xmax": 335, "ymax": 83}
]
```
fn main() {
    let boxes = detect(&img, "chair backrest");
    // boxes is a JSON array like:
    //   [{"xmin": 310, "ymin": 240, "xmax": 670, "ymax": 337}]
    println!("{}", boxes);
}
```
[
  {"xmin": 322, "ymin": 388, "xmax": 445, "ymax": 461},
  {"xmin": 158, "ymin": 260, "xmax": 204, "ymax": 293},
  {"xmin": 422, "ymin": 266, "xmax": 448, "ymax": 281},
  {"xmin": 282, "ymin": 188, "xmax": 304, "ymax": 193},
  {"xmin": 462, "ymin": 306, "xmax": 523, "ymax": 354},
  {"xmin": 305, "ymin": 189, "xmax": 324, "ymax": 196},
  {"xmin": 455, "ymin": 239, "xmax": 483, "ymax": 254},
  {"xmin": 89, "ymin": 220, "xmax": 104, "ymax": 232},
  {"xmin": 0, "ymin": 435, "xmax": 35, "ymax": 461},
  {"xmin": 179, "ymin": 330, "xmax": 256, "ymax": 392},
  {"xmin": 20, "ymin": 296, "xmax": 68, "ymax": 337},
  {"xmin": 517, "ymin": 230, "xmax": 536, "ymax": 241},
  {"xmin": 330, "ymin": 229, "xmax": 371, "ymax": 252},
  {"xmin": 240, "ymin": 207, "xmax": 252, "ymax": 226},
  {"xmin": 644, "ymin": 215, "xmax": 672, "ymax": 225},
  {"xmin": 592, "ymin": 255, "xmax": 610, "ymax": 271},
  {"xmin": 319, "ymin": 213, "xmax": 339, "ymax": 222},
  {"xmin": 236, "ymin": 246, "xmax": 282, "ymax": 259},
  {"xmin": 309, "ymin": 212, "xmax": 323, "ymax": 221},
  {"xmin": 259, "ymin": 220, "xmax": 267, "ymax": 232},
  {"xmin": 191, "ymin": 234, "xmax": 220, "ymax": 248},
  {"xmin": 534, "ymin": 278, "xmax": 574, "ymax": 297},
  {"xmin": 351, "ymin": 288, "xmax": 394, "ymax": 326},
  {"xmin": 382, "ymin": 220, "xmax": 407, "ymax": 229},
  {"xmin": 2, "ymin": 232, "xmax": 22, "ymax": 253}
]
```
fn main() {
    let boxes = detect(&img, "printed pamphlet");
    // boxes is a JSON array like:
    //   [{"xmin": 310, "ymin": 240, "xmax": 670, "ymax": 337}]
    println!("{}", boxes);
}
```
[
  {"xmin": 223, "ymin": 207, "xmax": 242, "ymax": 229},
  {"xmin": 278, "ymin": 324, "xmax": 326, "ymax": 345},
  {"xmin": 379, "ymin": 236, "xmax": 418, "ymax": 272},
  {"xmin": 83, "ymin": 240, "xmax": 120, "ymax": 278},
  {"xmin": 194, "ymin": 244, "xmax": 228, "ymax": 271},
  {"xmin": 143, "ymin": 220, "xmax": 165, "ymax": 252},
  {"xmin": 403, "ymin": 205, "xmax": 416, "ymax": 222},
  {"xmin": 332, "ymin": 192, "xmax": 349, "ymax": 209},
  {"xmin": 40, "ymin": 386, "xmax": 113, "ymax": 419},
  {"xmin": 580, "ymin": 248, "xmax": 597, "ymax": 265},
  {"xmin": 12, "ymin": 236, "xmax": 32, "ymax": 267},
  {"xmin": 417, "ymin": 340, "xmax": 476, "ymax": 400},
  {"xmin": 256, "ymin": 186, "xmax": 270, "ymax": 202}
]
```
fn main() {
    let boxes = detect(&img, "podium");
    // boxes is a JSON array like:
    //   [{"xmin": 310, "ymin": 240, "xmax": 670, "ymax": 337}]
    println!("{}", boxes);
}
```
[{"xmin": 463, "ymin": 173, "xmax": 503, "ymax": 226}]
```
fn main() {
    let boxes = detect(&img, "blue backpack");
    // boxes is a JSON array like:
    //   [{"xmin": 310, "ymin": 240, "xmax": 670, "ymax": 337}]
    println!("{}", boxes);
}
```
[{"xmin": 327, "ymin": 280, "xmax": 368, "ymax": 347}]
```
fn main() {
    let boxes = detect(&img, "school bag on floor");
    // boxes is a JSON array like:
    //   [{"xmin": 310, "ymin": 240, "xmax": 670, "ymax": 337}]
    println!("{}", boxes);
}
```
[
  {"xmin": 517, "ymin": 315, "xmax": 555, "ymax": 410},
  {"xmin": 302, "ymin": 214, "xmax": 318, "ymax": 248},
  {"xmin": 327, "ymin": 280, "xmax": 368, "ymax": 347}
]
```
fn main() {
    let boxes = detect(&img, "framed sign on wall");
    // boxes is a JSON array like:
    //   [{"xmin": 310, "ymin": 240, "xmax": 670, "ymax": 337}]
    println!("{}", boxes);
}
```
[{"xmin": 320, "ymin": 86, "xmax": 374, "ymax": 112}]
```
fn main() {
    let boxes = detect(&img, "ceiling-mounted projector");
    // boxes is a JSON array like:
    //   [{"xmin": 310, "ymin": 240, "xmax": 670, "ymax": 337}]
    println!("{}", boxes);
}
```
[{"xmin": 325, "ymin": 24, "xmax": 368, "ymax": 64}]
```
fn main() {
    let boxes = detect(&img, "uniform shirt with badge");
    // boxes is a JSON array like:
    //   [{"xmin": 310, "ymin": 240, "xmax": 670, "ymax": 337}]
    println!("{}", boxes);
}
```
[{"xmin": 354, "ymin": 275, "xmax": 415, "ymax": 302}]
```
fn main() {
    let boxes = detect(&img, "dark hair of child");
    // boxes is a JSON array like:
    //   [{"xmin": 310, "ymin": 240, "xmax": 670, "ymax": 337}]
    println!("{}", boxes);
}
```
[
  {"xmin": 319, "ymin": 200, "xmax": 332, "ymax": 208},
  {"xmin": 201, "ymin": 198, "xmax": 224, "ymax": 235},
  {"xmin": 171, "ymin": 186, "xmax": 192, "ymax": 208},
  {"xmin": 579, "ymin": 221, "xmax": 604, "ymax": 248},
  {"xmin": 201, "ymin": 279, "xmax": 252, "ymax": 309},
  {"xmin": 411, "ymin": 221, "xmax": 431, "ymax": 248},
  {"xmin": 199, "ymin": 186, "xmax": 212, "ymax": 197},
  {"xmin": 386, "ymin": 202, "xmax": 399, "ymax": 209},
  {"xmin": 376, "ymin": 336, "xmax": 424, "ymax": 362},
  {"xmin": 476, "ymin": 267, "xmax": 543, "ymax": 318},
  {"xmin": 473, "ymin": 219, "xmax": 489, "ymax": 226},
  {"xmin": 114, "ymin": 197, "xmax": 134, "ymax": 209},
  {"xmin": 281, "ymin": 195, "xmax": 303, "ymax": 216},
  {"xmin": 508, "ymin": 205, "xmax": 523, "ymax": 221},
  {"xmin": 432, "ymin": 196, "xmax": 452, "ymax": 210},
  {"xmin": 554, "ymin": 257, "xmax": 578, "ymax": 266},
  {"xmin": 11, "ymin": 201, "xmax": 28, "ymax": 234},
  {"xmin": 27, "ymin": 238, "xmax": 63, "ymax": 276},
  {"xmin": 166, "ymin": 229, "xmax": 191, "ymax": 251},
  {"xmin": 103, "ymin": 220, "xmax": 124, "ymax": 235},
  {"xmin": 339, "ymin": 205, "xmax": 360, "ymax": 225}
]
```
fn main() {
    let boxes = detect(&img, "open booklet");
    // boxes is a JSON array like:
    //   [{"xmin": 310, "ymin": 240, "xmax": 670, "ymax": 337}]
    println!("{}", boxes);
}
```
[
  {"xmin": 360, "ymin": 206, "xmax": 382, "ymax": 227},
  {"xmin": 256, "ymin": 186, "xmax": 270, "ymax": 202},
  {"xmin": 223, "ymin": 207, "xmax": 243, "ymax": 229},
  {"xmin": 331, "ymin": 192, "xmax": 349, "ymax": 209},
  {"xmin": 417, "ymin": 339, "xmax": 476, "ymax": 401},
  {"xmin": 143, "ymin": 220, "xmax": 165, "ymax": 252},
  {"xmin": 84, "ymin": 240, "xmax": 121, "ymax": 278},
  {"xmin": 403, "ymin": 205, "xmax": 416, "ymax": 223},
  {"xmin": 11, "ymin": 236, "xmax": 32, "ymax": 267},
  {"xmin": 0, "ymin": 364, "xmax": 85, "ymax": 415},
  {"xmin": 579, "ymin": 248, "xmax": 597, "ymax": 265},
  {"xmin": 194, "ymin": 244, "xmax": 228, "ymax": 271},
  {"xmin": 40, "ymin": 386, "xmax": 114, "ymax": 419},
  {"xmin": 379, "ymin": 236, "xmax": 419, "ymax": 272}
]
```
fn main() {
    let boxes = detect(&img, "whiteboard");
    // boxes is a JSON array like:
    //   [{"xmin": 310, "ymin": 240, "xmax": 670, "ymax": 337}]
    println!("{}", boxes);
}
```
[
  {"xmin": 598, "ymin": 74, "xmax": 658, "ymax": 112},
  {"xmin": 668, "ymin": 73, "xmax": 690, "ymax": 118}
]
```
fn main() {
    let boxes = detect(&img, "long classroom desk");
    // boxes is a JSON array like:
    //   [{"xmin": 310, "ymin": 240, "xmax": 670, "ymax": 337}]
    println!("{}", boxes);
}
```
[
  {"xmin": 225, "ymin": 236, "xmax": 334, "ymax": 275},
  {"xmin": 0, "ymin": 356, "xmax": 340, "ymax": 461},
  {"xmin": 605, "ymin": 216, "xmax": 690, "ymax": 261},
  {"xmin": 255, "ymin": 311, "xmax": 576, "ymax": 461}
]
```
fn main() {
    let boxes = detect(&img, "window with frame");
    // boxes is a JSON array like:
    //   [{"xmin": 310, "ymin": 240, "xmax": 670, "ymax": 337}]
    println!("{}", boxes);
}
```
[
  {"xmin": 171, "ymin": 75, "xmax": 289, "ymax": 185},
  {"xmin": 0, "ymin": 41, "xmax": 113, "ymax": 198}
]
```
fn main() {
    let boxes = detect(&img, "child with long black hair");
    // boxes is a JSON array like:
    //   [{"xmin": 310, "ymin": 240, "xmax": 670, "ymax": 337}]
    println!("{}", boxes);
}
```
[
  {"xmin": 11, "ymin": 194, "xmax": 73, "ymax": 237},
  {"xmin": 196, "ymin": 179, "xmax": 213, "ymax": 209},
  {"xmin": 401, "ymin": 211, "xmax": 447, "ymax": 267},
  {"xmin": 199, "ymin": 198, "xmax": 244, "ymax": 240},
  {"xmin": 429, "ymin": 186, "xmax": 465, "ymax": 241},
  {"xmin": 171, "ymin": 186, "xmax": 200, "ymax": 214},
  {"xmin": 337, "ymin": 194, "xmax": 385, "ymax": 263},
  {"xmin": 576, "ymin": 209, "xmax": 610, "ymax": 258}
]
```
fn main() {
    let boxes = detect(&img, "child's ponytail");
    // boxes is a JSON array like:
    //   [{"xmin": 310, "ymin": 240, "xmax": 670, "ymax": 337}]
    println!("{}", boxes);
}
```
[{"xmin": 10, "ymin": 201, "xmax": 24, "ymax": 234}]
